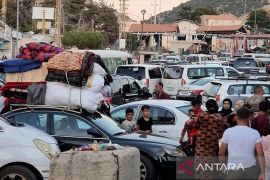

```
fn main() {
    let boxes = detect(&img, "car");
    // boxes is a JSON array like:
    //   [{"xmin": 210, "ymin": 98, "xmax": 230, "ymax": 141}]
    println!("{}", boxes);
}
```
[
  {"xmin": 108, "ymin": 75, "xmax": 152, "ymax": 106},
  {"xmin": 177, "ymin": 77, "xmax": 216, "ymax": 101},
  {"xmin": 201, "ymin": 79, "xmax": 270, "ymax": 106},
  {"xmin": 219, "ymin": 52, "xmax": 232, "ymax": 63},
  {"xmin": 3, "ymin": 106, "xmax": 187, "ymax": 180},
  {"xmin": 185, "ymin": 54, "xmax": 212, "ymax": 64},
  {"xmin": 111, "ymin": 100, "xmax": 191, "ymax": 141},
  {"xmin": 162, "ymin": 65, "xmax": 242, "ymax": 96},
  {"xmin": 165, "ymin": 55, "xmax": 181, "ymax": 62},
  {"xmin": 115, "ymin": 64, "xmax": 163, "ymax": 93},
  {"xmin": 233, "ymin": 57, "xmax": 266, "ymax": 74},
  {"xmin": 0, "ymin": 114, "xmax": 59, "ymax": 180}
]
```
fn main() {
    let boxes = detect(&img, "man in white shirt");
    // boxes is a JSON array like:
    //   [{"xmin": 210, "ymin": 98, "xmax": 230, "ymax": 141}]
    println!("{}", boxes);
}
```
[
  {"xmin": 122, "ymin": 108, "xmax": 135, "ymax": 132},
  {"xmin": 219, "ymin": 107, "xmax": 265, "ymax": 180}
]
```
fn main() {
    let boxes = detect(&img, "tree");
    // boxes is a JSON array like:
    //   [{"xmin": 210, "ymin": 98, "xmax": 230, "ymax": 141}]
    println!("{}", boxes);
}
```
[
  {"xmin": 62, "ymin": 31, "xmax": 105, "ymax": 49},
  {"xmin": 191, "ymin": 7, "xmax": 219, "ymax": 22},
  {"xmin": 246, "ymin": 9, "xmax": 270, "ymax": 31},
  {"xmin": 126, "ymin": 34, "xmax": 140, "ymax": 52}
]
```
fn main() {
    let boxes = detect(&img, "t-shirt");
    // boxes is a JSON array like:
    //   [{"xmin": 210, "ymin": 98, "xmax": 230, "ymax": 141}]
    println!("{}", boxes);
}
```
[
  {"xmin": 122, "ymin": 120, "xmax": 135, "ymax": 131},
  {"xmin": 222, "ymin": 126, "xmax": 261, "ymax": 169},
  {"xmin": 136, "ymin": 117, "xmax": 153, "ymax": 132}
]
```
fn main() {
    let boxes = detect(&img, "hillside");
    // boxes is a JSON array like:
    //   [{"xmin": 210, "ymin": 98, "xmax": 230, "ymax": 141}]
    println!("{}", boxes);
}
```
[{"xmin": 155, "ymin": 0, "xmax": 268, "ymax": 23}]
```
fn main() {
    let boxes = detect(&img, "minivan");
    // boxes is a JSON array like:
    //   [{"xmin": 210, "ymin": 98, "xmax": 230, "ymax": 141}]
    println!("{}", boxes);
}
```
[
  {"xmin": 162, "ymin": 65, "xmax": 242, "ymax": 96},
  {"xmin": 233, "ymin": 57, "xmax": 265, "ymax": 74},
  {"xmin": 185, "ymin": 54, "xmax": 211, "ymax": 64},
  {"xmin": 115, "ymin": 64, "xmax": 163, "ymax": 93}
]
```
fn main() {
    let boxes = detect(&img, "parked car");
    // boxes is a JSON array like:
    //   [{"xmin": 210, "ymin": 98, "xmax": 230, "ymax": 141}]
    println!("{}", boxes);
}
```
[
  {"xmin": 3, "ymin": 107, "xmax": 186, "ymax": 180},
  {"xmin": 162, "ymin": 65, "xmax": 242, "ymax": 96},
  {"xmin": 115, "ymin": 64, "xmax": 163, "ymax": 93},
  {"xmin": 185, "ymin": 54, "xmax": 211, "ymax": 64},
  {"xmin": 108, "ymin": 75, "xmax": 152, "ymax": 106},
  {"xmin": 202, "ymin": 79, "xmax": 270, "ymax": 106},
  {"xmin": 219, "ymin": 52, "xmax": 232, "ymax": 63},
  {"xmin": 233, "ymin": 57, "xmax": 265, "ymax": 74},
  {"xmin": 111, "ymin": 100, "xmax": 191, "ymax": 141},
  {"xmin": 243, "ymin": 53, "xmax": 270, "ymax": 65},
  {"xmin": 165, "ymin": 55, "xmax": 181, "ymax": 62},
  {"xmin": 177, "ymin": 77, "xmax": 216, "ymax": 101},
  {"xmin": 0, "ymin": 115, "xmax": 59, "ymax": 180}
]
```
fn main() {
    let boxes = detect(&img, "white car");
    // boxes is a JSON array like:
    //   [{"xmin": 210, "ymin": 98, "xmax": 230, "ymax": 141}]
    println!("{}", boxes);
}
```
[
  {"xmin": 111, "ymin": 100, "xmax": 191, "ymax": 141},
  {"xmin": 115, "ymin": 64, "xmax": 163, "ymax": 93},
  {"xmin": 162, "ymin": 65, "xmax": 242, "ymax": 96},
  {"xmin": 185, "ymin": 54, "xmax": 212, "ymax": 64},
  {"xmin": 165, "ymin": 55, "xmax": 181, "ymax": 62},
  {"xmin": 202, "ymin": 79, "xmax": 270, "ymax": 106},
  {"xmin": 0, "ymin": 116, "xmax": 59, "ymax": 180}
]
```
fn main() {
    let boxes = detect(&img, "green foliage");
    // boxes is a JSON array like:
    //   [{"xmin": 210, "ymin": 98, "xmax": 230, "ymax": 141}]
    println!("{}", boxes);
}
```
[
  {"xmin": 62, "ymin": 31, "xmax": 105, "ymax": 49},
  {"xmin": 247, "ymin": 9, "xmax": 270, "ymax": 31},
  {"xmin": 126, "ymin": 34, "xmax": 140, "ymax": 52}
]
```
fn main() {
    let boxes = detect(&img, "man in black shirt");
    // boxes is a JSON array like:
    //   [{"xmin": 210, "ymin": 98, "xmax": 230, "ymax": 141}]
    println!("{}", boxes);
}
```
[{"xmin": 135, "ymin": 105, "xmax": 153, "ymax": 134}]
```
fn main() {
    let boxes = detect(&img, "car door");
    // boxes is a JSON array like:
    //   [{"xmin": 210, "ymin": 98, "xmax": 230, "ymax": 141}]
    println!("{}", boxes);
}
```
[{"xmin": 50, "ymin": 112, "xmax": 109, "ymax": 152}]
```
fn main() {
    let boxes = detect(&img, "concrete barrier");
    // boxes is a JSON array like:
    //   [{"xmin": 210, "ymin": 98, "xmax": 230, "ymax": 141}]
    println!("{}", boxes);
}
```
[{"xmin": 50, "ymin": 147, "xmax": 140, "ymax": 180}]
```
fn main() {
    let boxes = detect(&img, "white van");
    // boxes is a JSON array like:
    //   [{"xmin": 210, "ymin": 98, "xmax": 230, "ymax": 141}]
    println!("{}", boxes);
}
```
[
  {"xmin": 0, "ymin": 116, "xmax": 59, "ymax": 179},
  {"xmin": 185, "ymin": 54, "xmax": 212, "ymax": 64},
  {"xmin": 243, "ymin": 53, "xmax": 270, "ymax": 65},
  {"xmin": 71, "ymin": 49, "xmax": 134, "ymax": 73},
  {"xmin": 115, "ymin": 64, "xmax": 163, "ymax": 93},
  {"xmin": 162, "ymin": 65, "xmax": 242, "ymax": 96}
]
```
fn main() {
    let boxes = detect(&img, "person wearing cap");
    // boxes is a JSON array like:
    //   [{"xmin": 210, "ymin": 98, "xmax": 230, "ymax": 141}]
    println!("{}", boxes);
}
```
[{"xmin": 219, "ymin": 107, "xmax": 265, "ymax": 180}]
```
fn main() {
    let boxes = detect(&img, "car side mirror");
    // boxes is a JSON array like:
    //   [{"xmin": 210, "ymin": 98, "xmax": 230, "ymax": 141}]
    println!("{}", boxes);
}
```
[
  {"xmin": 138, "ymin": 76, "xmax": 142, "ymax": 80},
  {"xmin": 142, "ymin": 87, "xmax": 149, "ymax": 93},
  {"xmin": 87, "ymin": 128, "xmax": 103, "ymax": 138}
]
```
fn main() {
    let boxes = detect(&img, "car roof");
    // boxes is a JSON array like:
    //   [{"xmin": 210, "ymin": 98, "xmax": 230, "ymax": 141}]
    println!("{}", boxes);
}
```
[
  {"xmin": 165, "ymin": 64, "xmax": 226, "ymax": 68},
  {"xmin": 111, "ymin": 74, "xmax": 135, "ymax": 80},
  {"xmin": 117, "ymin": 64, "xmax": 161, "ymax": 68},
  {"xmin": 211, "ymin": 79, "xmax": 268, "ymax": 84},
  {"xmin": 118, "ymin": 100, "xmax": 191, "ymax": 108}
]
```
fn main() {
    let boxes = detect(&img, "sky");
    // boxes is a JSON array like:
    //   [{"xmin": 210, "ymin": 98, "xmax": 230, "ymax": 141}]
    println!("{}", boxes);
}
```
[{"xmin": 99, "ymin": 0, "xmax": 188, "ymax": 21}]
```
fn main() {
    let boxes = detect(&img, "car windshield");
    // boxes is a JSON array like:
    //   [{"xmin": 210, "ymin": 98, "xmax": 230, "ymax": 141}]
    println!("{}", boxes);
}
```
[
  {"xmin": 189, "ymin": 78, "xmax": 213, "ymax": 86},
  {"xmin": 116, "ymin": 66, "xmax": 146, "ymax": 79},
  {"xmin": 89, "ymin": 112, "xmax": 126, "ymax": 136},
  {"xmin": 234, "ymin": 59, "xmax": 257, "ymax": 67},
  {"xmin": 186, "ymin": 56, "xmax": 199, "ymax": 62},
  {"xmin": 163, "ymin": 67, "xmax": 183, "ymax": 79},
  {"xmin": 177, "ymin": 106, "xmax": 192, "ymax": 116},
  {"xmin": 203, "ymin": 82, "xmax": 222, "ymax": 97}
]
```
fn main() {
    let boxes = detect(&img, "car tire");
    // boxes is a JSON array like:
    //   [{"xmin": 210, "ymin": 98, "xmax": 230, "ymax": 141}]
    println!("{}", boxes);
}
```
[
  {"xmin": 140, "ymin": 155, "xmax": 155, "ymax": 180},
  {"xmin": 0, "ymin": 165, "xmax": 37, "ymax": 180}
]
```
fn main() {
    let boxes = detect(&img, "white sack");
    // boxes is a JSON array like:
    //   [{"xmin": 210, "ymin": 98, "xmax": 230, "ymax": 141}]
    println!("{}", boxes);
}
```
[
  {"xmin": 45, "ymin": 82, "xmax": 104, "ymax": 112},
  {"xmin": 93, "ymin": 63, "xmax": 107, "ymax": 77},
  {"xmin": 84, "ymin": 74, "xmax": 104, "ymax": 93}
]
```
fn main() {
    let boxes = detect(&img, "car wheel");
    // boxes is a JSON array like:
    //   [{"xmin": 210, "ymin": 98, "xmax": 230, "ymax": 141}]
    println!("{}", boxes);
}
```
[
  {"xmin": 140, "ymin": 155, "xmax": 155, "ymax": 180},
  {"xmin": 0, "ymin": 165, "xmax": 37, "ymax": 180}
]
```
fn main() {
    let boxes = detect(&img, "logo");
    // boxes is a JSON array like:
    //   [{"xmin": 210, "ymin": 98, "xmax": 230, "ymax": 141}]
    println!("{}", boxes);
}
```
[{"xmin": 178, "ymin": 160, "xmax": 193, "ymax": 176}]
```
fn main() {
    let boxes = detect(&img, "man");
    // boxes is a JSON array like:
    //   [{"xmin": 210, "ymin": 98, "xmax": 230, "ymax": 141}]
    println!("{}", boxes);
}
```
[
  {"xmin": 191, "ymin": 98, "xmax": 203, "ymax": 118},
  {"xmin": 251, "ymin": 101, "xmax": 270, "ymax": 136},
  {"xmin": 245, "ymin": 85, "xmax": 265, "ymax": 112},
  {"xmin": 154, "ymin": 82, "xmax": 171, "ymax": 99},
  {"xmin": 135, "ymin": 105, "xmax": 153, "ymax": 134},
  {"xmin": 122, "ymin": 108, "xmax": 135, "ymax": 132},
  {"xmin": 219, "ymin": 107, "xmax": 265, "ymax": 180}
]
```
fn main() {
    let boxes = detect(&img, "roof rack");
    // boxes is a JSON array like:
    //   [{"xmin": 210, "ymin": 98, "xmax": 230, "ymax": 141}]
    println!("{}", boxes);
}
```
[
  {"xmin": 9, "ymin": 104, "xmax": 83, "ymax": 113},
  {"xmin": 215, "ymin": 77, "xmax": 269, "ymax": 81}
]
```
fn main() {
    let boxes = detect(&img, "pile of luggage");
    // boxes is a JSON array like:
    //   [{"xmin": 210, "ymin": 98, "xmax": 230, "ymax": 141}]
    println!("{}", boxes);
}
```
[{"xmin": 0, "ymin": 42, "xmax": 112, "ymax": 113}]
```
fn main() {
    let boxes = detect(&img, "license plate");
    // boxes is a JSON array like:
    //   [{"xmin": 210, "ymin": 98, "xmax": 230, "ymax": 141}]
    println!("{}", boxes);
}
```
[{"xmin": 181, "ymin": 90, "xmax": 189, "ymax": 94}]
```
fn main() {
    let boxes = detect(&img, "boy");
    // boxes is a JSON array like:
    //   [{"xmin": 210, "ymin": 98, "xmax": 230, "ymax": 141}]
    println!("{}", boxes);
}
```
[{"xmin": 135, "ymin": 105, "xmax": 153, "ymax": 134}]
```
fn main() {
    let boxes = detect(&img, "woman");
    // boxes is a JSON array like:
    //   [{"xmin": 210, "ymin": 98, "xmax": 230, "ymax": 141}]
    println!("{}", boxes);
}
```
[
  {"xmin": 219, "ymin": 98, "xmax": 233, "ymax": 118},
  {"xmin": 195, "ymin": 99, "xmax": 227, "ymax": 179},
  {"xmin": 227, "ymin": 100, "xmax": 244, "ymax": 127}
]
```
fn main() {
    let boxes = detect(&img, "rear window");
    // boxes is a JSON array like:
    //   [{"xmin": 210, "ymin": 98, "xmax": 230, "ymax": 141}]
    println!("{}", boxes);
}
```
[
  {"xmin": 177, "ymin": 106, "xmax": 192, "ymax": 116},
  {"xmin": 234, "ymin": 59, "xmax": 257, "ymax": 67},
  {"xmin": 163, "ymin": 67, "xmax": 183, "ymax": 79},
  {"xmin": 204, "ymin": 82, "xmax": 222, "ymax": 97},
  {"xmin": 190, "ymin": 78, "xmax": 213, "ymax": 86},
  {"xmin": 148, "ymin": 67, "xmax": 162, "ymax": 79},
  {"xmin": 186, "ymin": 56, "xmax": 199, "ymax": 62},
  {"xmin": 116, "ymin": 66, "xmax": 145, "ymax": 79}
]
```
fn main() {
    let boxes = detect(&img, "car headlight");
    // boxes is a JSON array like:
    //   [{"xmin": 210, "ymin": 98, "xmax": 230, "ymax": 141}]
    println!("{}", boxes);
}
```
[
  {"xmin": 33, "ymin": 139, "xmax": 60, "ymax": 160},
  {"xmin": 164, "ymin": 148, "xmax": 187, "ymax": 157}
]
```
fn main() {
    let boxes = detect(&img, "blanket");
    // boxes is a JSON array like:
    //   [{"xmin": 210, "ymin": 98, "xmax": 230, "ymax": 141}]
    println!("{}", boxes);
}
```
[
  {"xmin": 0, "ymin": 59, "xmax": 41, "ymax": 73},
  {"xmin": 45, "ymin": 70, "xmax": 84, "ymax": 87}
]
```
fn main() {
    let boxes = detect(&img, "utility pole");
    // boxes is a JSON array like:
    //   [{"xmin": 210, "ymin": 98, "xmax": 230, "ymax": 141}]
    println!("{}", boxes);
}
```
[
  {"xmin": 15, "ymin": 0, "xmax": 19, "ymax": 54},
  {"xmin": 55, "ymin": 0, "xmax": 62, "ymax": 47},
  {"xmin": 1, "ymin": 0, "xmax": 7, "ymax": 22},
  {"xmin": 153, "ymin": 0, "xmax": 157, "ymax": 24},
  {"xmin": 119, "ymin": 0, "xmax": 128, "ymax": 39}
]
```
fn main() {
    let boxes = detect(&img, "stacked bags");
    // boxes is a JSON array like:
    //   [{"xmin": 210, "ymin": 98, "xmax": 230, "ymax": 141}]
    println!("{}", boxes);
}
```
[{"xmin": 44, "ymin": 51, "xmax": 111, "ymax": 112}]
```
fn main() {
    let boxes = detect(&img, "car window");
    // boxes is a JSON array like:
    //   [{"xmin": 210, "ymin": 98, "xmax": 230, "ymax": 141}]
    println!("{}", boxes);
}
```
[
  {"xmin": 246, "ymin": 85, "xmax": 270, "ymax": 94},
  {"xmin": 226, "ymin": 68, "xmax": 239, "ymax": 77},
  {"xmin": 52, "ymin": 113, "xmax": 104, "ymax": 138},
  {"xmin": 111, "ymin": 106, "xmax": 138, "ymax": 124},
  {"xmin": 163, "ymin": 67, "xmax": 183, "ymax": 79},
  {"xmin": 186, "ymin": 56, "xmax": 199, "ymax": 62},
  {"xmin": 227, "ymin": 85, "xmax": 244, "ymax": 95},
  {"xmin": 187, "ymin": 68, "xmax": 205, "ymax": 79},
  {"xmin": 206, "ymin": 68, "xmax": 224, "ymax": 77},
  {"xmin": 148, "ymin": 67, "xmax": 162, "ymax": 79},
  {"xmin": 204, "ymin": 82, "xmax": 222, "ymax": 97},
  {"xmin": 9, "ymin": 112, "xmax": 48, "ymax": 132},
  {"xmin": 121, "ymin": 78, "xmax": 131, "ymax": 94},
  {"xmin": 116, "ymin": 66, "xmax": 146, "ymax": 79},
  {"xmin": 129, "ymin": 79, "xmax": 140, "ymax": 94},
  {"xmin": 234, "ymin": 59, "xmax": 257, "ymax": 67},
  {"xmin": 177, "ymin": 106, "xmax": 192, "ymax": 116}
]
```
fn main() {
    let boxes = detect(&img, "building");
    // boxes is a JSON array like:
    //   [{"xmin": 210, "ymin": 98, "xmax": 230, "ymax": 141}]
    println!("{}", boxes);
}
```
[{"xmin": 201, "ymin": 14, "xmax": 243, "ymax": 27}]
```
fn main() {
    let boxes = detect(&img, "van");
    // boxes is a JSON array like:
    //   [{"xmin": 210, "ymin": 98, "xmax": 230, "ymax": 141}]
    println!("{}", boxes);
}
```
[
  {"xmin": 115, "ymin": 64, "xmax": 163, "ymax": 93},
  {"xmin": 243, "ymin": 53, "xmax": 270, "ymax": 65},
  {"xmin": 162, "ymin": 65, "xmax": 242, "ymax": 96},
  {"xmin": 0, "ymin": 115, "xmax": 59, "ymax": 179},
  {"xmin": 233, "ymin": 57, "xmax": 265, "ymax": 74},
  {"xmin": 185, "ymin": 54, "xmax": 211, "ymax": 64}
]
